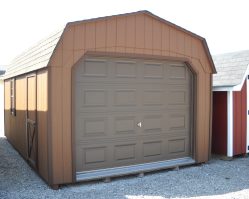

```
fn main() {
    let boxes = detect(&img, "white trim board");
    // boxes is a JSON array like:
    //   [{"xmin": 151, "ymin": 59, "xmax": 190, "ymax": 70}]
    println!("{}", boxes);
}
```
[{"xmin": 227, "ymin": 90, "xmax": 233, "ymax": 157}]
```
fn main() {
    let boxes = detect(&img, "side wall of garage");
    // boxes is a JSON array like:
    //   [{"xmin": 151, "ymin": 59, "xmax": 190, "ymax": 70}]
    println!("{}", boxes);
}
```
[
  {"xmin": 48, "ymin": 12, "xmax": 213, "ymax": 185},
  {"xmin": 4, "ymin": 69, "xmax": 49, "ymax": 182}
]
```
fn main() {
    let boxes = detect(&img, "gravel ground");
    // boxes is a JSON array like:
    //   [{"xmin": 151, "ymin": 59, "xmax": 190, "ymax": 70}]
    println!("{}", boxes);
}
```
[{"xmin": 1, "ymin": 137, "xmax": 249, "ymax": 199}]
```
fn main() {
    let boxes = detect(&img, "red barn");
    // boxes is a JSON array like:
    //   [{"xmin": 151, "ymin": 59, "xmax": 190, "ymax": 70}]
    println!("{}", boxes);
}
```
[{"xmin": 212, "ymin": 50, "xmax": 249, "ymax": 157}]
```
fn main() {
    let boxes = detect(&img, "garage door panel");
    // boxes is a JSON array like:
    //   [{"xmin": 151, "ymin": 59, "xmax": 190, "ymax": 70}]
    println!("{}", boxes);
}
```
[
  {"xmin": 75, "ymin": 57, "xmax": 193, "ymax": 174},
  {"xmin": 169, "ymin": 90, "xmax": 188, "ymax": 105},
  {"xmin": 169, "ymin": 114, "xmax": 186, "ymax": 130},
  {"xmin": 82, "ymin": 89, "xmax": 108, "ymax": 107},
  {"xmin": 81, "ymin": 146, "xmax": 109, "ymax": 171},
  {"xmin": 143, "ymin": 62, "xmax": 164, "ymax": 79},
  {"xmin": 167, "ymin": 112, "xmax": 190, "ymax": 135},
  {"xmin": 168, "ymin": 137, "xmax": 191, "ymax": 158},
  {"xmin": 142, "ymin": 115, "xmax": 163, "ymax": 133},
  {"xmin": 114, "ymin": 89, "xmax": 137, "ymax": 106},
  {"xmin": 168, "ymin": 139, "xmax": 186, "ymax": 154},
  {"xmin": 115, "ymin": 61, "xmax": 137, "ymax": 78},
  {"xmin": 83, "ymin": 117, "xmax": 107, "ymax": 137},
  {"xmin": 168, "ymin": 64, "xmax": 187, "ymax": 79},
  {"xmin": 81, "ymin": 59, "xmax": 108, "ymax": 77},
  {"xmin": 143, "ymin": 90, "xmax": 164, "ymax": 106},
  {"xmin": 143, "ymin": 141, "xmax": 163, "ymax": 158},
  {"xmin": 114, "ymin": 143, "xmax": 136, "ymax": 161},
  {"xmin": 115, "ymin": 116, "xmax": 136, "ymax": 134}
]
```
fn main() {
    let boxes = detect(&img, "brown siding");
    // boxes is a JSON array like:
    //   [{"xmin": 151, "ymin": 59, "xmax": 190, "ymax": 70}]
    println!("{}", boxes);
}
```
[
  {"xmin": 4, "ymin": 81, "xmax": 11, "ymax": 141},
  {"xmin": 14, "ymin": 77, "xmax": 27, "ymax": 157},
  {"xmin": 4, "ymin": 77, "xmax": 27, "ymax": 158},
  {"xmin": 48, "ymin": 12, "xmax": 214, "ymax": 184},
  {"xmin": 233, "ymin": 80, "xmax": 247, "ymax": 155},
  {"xmin": 37, "ymin": 70, "xmax": 49, "ymax": 182},
  {"xmin": 50, "ymin": 67, "xmax": 63, "ymax": 184},
  {"xmin": 4, "ymin": 69, "xmax": 49, "ymax": 183}
]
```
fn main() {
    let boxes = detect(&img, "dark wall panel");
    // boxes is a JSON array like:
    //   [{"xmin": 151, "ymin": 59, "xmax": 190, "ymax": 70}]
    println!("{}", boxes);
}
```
[{"xmin": 212, "ymin": 91, "xmax": 227, "ymax": 155}]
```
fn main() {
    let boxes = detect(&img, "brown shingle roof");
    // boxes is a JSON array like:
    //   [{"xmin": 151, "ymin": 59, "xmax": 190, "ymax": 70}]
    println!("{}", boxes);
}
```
[{"xmin": 4, "ymin": 29, "xmax": 63, "ymax": 79}]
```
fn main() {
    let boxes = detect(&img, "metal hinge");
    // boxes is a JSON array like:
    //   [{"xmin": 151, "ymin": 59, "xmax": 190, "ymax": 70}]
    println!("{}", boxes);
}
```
[
  {"xmin": 248, "ymin": 75, "xmax": 249, "ymax": 79},
  {"xmin": 248, "ymin": 146, "xmax": 249, "ymax": 151},
  {"xmin": 248, "ymin": 110, "xmax": 249, "ymax": 115}
]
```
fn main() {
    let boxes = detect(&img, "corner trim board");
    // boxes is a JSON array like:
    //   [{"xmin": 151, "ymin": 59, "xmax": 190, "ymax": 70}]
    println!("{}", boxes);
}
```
[{"xmin": 227, "ymin": 90, "xmax": 233, "ymax": 157}]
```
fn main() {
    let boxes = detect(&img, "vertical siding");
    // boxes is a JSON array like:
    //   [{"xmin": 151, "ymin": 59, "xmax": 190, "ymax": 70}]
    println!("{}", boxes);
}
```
[
  {"xmin": 169, "ymin": 27, "xmax": 177, "ymax": 55},
  {"xmin": 4, "ymin": 77, "xmax": 27, "ymax": 158},
  {"xmin": 106, "ymin": 18, "xmax": 116, "ymax": 51},
  {"xmin": 116, "ymin": 17, "xmax": 126, "ymax": 50},
  {"xmin": 85, "ymin": 23, "xmax": 96, "ymax": 50},
  {"xmin": 15, "ymin": 77, "xmax": 27, "ymax": 157},
  {"xmin": 203, "ymin": 73, "xmax": 211, "ymax": 161},
  {"xmin": 152, "ymin": 19, "xmax": 162, "ymax": 55},
  {"xmin": 4, "ymin": 81, "xmax": 11, "ymax": 140},
  {"xmin": 176, "ymin": 31, "xmax": 185, "ymax": 55},
  {"xmin": 74, "ymin": 25, "xmax": 85, "ymax": 50},
  {"xmin": 233, "ymin": 80, "xmax": 247, "ymax": 155},
  {"xmin": 212, "ymin": 92, "xmax": 227, "ymax": 155},
  {"xmin": 195, "ymin": 70, "xmax": 206, "ymax": 161},
  {"xmin": 62, "ymin": 27, "xmax": 74, "ymax": 68},
  {"xmin": 96, "ymin": 20, "xmax": 106, "ymax": 49},
  {"xmin": 49, "ymin": 12, "xmax": 214, "ymax": 184},
  {"xmin": 191, "ymin": 58, "xmax": 210, "ymax": 163},
  {"xmin": 135, "ymin": 14, "xmax": 145, "ymax": 51},
  {"xmin": 184, "ymin": 34, "xmax": 192, "ymax": 57},
  {"xmin": 144, "ymin": 16, "xmax": 153, "ymax": 54},
  {"xmin": 50, "ymin": 67, "xmax": 64, "ymax": 184},
  {"xmin": 37, "ymin": 70, "xmax": 49, "ymax": 182},
  {"xmin": 125, "ymin": 15, "xmax": 136, "ymax": 50},
  {"xmin": 62, "ymin": 67, "xmax": 72, "ymax": 182}
]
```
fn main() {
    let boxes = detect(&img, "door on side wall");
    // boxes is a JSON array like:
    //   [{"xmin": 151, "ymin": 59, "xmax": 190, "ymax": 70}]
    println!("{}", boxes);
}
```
[
  {"xmin": 26, "ymin": 75, "xmax": 37, "ymax": 170},
  {"xmin": 74, "ymin": 56, "xmax": 194, "ymax": 180}
]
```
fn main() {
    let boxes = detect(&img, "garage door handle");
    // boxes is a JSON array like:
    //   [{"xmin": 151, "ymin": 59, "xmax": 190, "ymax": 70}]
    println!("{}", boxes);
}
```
[{"xmin": 137, "ymin": 122, "xmax": 142, "ymax": 128}]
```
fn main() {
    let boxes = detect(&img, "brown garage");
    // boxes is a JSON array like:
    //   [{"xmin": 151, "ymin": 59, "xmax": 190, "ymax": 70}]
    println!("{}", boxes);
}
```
[{"xmin": 3, "ymin": 11, "xmax": 216, "ymax": 188}]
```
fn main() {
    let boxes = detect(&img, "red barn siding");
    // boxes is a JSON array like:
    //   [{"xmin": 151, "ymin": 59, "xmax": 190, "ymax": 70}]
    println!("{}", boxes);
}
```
[
  {"xmin": 233, "ymin": 80, "xmax": 247, "ymax": 155},
  {"xmin": 212, "ymin": 92, "xmax": 227, "ymax": 155}
]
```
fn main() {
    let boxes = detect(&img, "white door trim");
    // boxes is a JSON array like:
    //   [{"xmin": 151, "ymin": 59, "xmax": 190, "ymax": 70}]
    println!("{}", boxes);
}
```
[{"xmin": 227, "ymin": 90, "xmax": 233, "ymax": 157}]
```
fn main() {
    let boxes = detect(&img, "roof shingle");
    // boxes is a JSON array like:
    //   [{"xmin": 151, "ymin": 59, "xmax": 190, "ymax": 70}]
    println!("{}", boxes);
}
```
[
  {"xmin": 4, "ymin": 29, "xmax": 63, "ymax": 79},
  {"xmin": 213, "ymin": 50, "xmax": 249, "ymax": 87}
]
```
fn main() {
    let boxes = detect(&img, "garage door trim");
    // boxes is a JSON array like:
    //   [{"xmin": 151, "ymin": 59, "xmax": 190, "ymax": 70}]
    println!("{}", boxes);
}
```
[{"xmin": 72, "ymin": 52, "xmax": 196, "ymax": 182}]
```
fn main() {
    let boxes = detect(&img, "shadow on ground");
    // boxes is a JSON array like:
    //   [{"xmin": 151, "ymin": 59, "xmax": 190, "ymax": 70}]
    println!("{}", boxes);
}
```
[{"xmin": 1, "ymin": 137, "xmax": 249, "ymax": 199}]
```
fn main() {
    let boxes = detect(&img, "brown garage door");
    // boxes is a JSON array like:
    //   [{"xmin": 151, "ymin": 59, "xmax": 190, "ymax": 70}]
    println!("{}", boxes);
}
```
[{"xmin": 74, "ymin": 56, "xmax": 194, "ymax": 181}]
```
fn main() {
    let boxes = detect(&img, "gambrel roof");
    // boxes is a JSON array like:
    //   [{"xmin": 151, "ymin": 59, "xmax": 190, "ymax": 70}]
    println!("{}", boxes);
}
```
[{"xmin": 4, "ymin": 10, "xmax": 216, "ymax": 79}]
